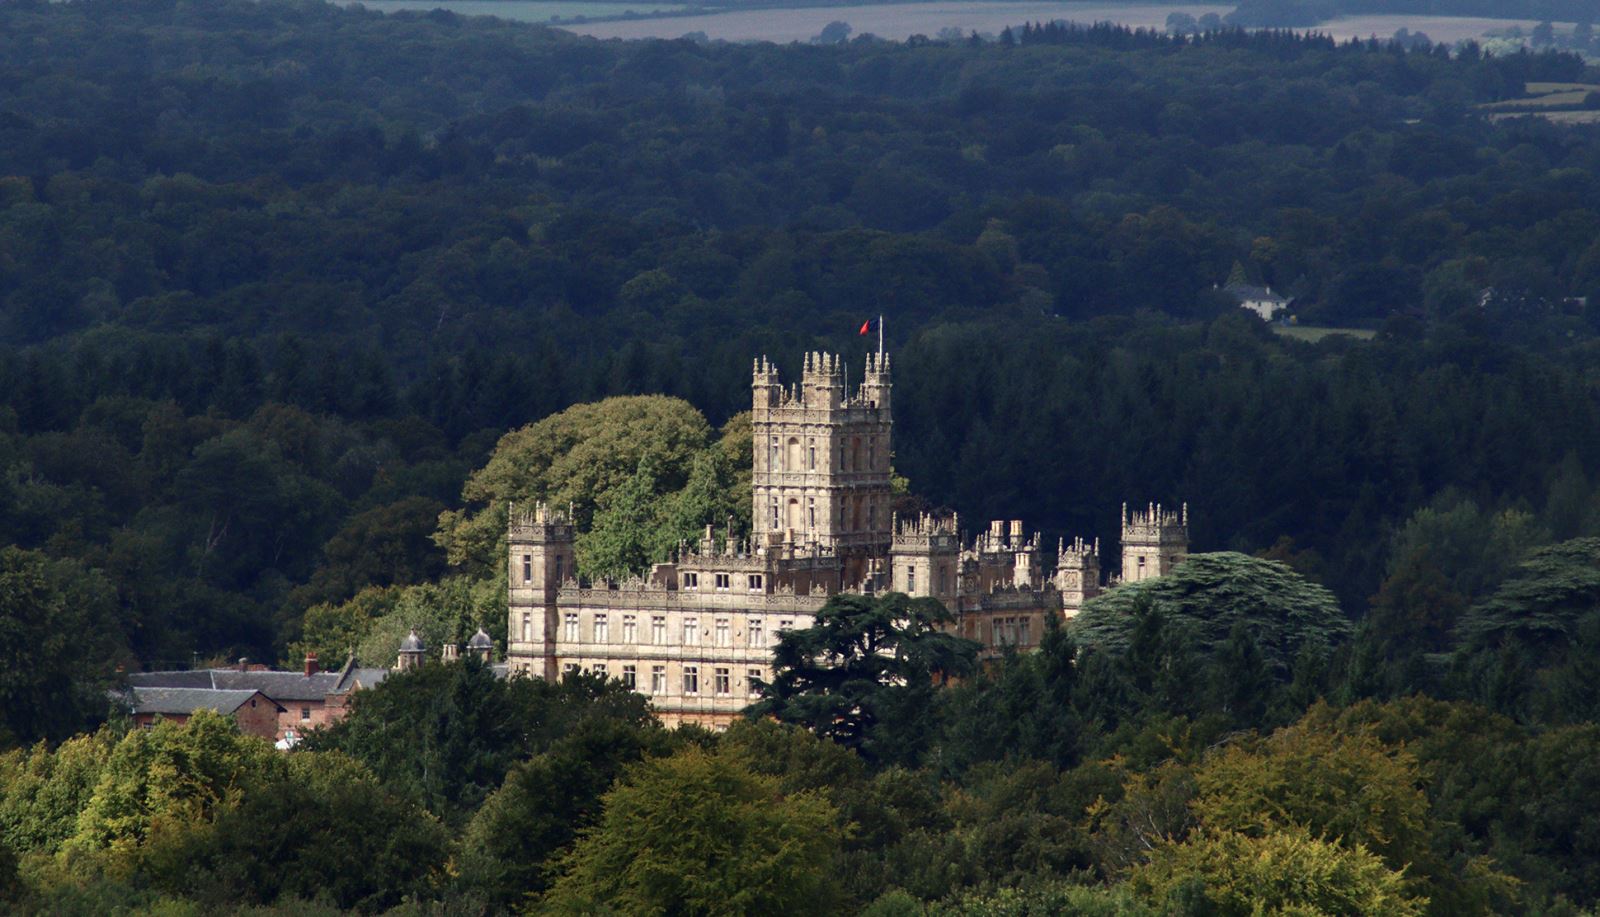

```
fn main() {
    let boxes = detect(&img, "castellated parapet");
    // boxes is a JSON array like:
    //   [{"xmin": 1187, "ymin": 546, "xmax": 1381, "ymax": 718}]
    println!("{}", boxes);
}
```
[
  {"xmin": 505, "ymin": 350, "xmax": 1189, "ymax": 727},
  {"xmin": 1120, "ymin": 502, "xmax": 1189, "ymax": 584}
]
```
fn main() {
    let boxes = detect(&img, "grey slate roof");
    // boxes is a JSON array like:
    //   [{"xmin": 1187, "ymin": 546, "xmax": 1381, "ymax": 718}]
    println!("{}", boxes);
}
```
[
  {"xmin": 128, "ymin": 687, "xmax": 282, "ymax": 716},
  {"xmin": 1223, "ymin": 282, "xmax": 1289, "ymax": 304},
  {"xmin": 334, "ymin": 667, "xmax": 390, "ymax": 693},
  {"xmin": 130, "ymin": 668, "xmax": 365, "ymax": 701},
  {"xmin": 468, "ymin": 629, "xmax": 493, "ymax": 650}
]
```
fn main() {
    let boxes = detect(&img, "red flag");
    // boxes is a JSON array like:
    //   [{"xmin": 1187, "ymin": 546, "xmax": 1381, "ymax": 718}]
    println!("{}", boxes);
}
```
[{"xmin": 858, "ymin": 319, "xmax": 872, "ymax": 336}]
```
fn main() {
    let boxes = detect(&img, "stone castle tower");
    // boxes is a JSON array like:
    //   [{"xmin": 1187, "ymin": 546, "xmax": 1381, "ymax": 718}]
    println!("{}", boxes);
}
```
[
  {"xmin": 505, "ymin": 501, "xmax": 576, "ymax": 679},
  {"xmin": 1120, "ymin": 502, "xmax": 1188, "ymax": 583},
  {"xmin": 751, "ymin": 352, "xmax": 892, "ymax": 585}
]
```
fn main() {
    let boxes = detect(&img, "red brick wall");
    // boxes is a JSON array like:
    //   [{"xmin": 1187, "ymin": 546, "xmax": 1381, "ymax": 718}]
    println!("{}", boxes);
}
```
[
  {"xmin": 231, "ymin": 695, "xmax": 282, "ymax": 739},
  {"xmin": 274, "ymin": 700, "xmax": 347, "ymax": 740}
]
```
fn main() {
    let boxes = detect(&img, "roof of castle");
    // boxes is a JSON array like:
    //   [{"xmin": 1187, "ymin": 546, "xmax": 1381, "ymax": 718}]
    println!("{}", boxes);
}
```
[
  {"xmin": 399, "ymin": 629, "xmax": 425, "ymax": 653},
  {"xmin": 467, "ymin": 628, "xmax": 493, "ymax": 650}
]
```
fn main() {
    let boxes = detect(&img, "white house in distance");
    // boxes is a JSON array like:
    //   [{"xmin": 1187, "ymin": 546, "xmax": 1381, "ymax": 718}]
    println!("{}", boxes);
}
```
[{"xmin": 1224, "ymin": 281, "xmax": 1291, "ymax": 321}]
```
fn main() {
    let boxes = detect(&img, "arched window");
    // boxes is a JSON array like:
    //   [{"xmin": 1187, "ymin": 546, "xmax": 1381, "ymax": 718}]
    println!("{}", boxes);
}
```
[{"xmin": 852, "ymin": 437, "xmax": 863, "ymax": 471}]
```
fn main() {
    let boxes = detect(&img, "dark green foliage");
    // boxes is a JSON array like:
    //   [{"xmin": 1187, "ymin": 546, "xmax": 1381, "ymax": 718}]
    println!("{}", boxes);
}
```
[
  {"xmin": 749, "ymin": 592, "xmax": 979, "ymax": 766},
  {"xmin": 171, "ymin": 754, "xmax": 450, "ymax": 913},
  {"xmin": 0, "ymin": 548, "xmax": 126, "ymax": 746},
  {"xmin": 456, "ymin": 716, "xmax": 675, "ymax": 908},
  {"xmin": 1455, "ymin": 537, "xmax": 1600, "ymax": 665},
  {"xmin": 304, "ymin": 661, "xmax": 654, "ymax": 823},
  {"xmin": 1070, "ymin": 555, "xmax": 1350, "ymax": 732},
  {"xmin": 938, "ymin": 623, "xmax": 1085, "ymax": 774},
  {"xmin": 1076, "ymin": 553, "xmax": 1350, "ymax": 681}
]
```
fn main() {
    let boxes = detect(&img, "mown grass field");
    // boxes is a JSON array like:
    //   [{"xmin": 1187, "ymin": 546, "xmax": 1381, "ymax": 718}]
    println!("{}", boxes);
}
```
[
  {"xmin": 1481, "ymin": 82, "xmax": 1600, "ymax": 123},
  {"xmin": 1273, "ymin": 325, "xmax": 1378, "ymax": 343}
]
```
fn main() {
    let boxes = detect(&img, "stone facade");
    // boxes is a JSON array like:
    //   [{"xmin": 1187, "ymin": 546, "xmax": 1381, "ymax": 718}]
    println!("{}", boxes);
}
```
[{"xmin": 506, "ymin": 351, "xmax": 1189, "ymax": 727}]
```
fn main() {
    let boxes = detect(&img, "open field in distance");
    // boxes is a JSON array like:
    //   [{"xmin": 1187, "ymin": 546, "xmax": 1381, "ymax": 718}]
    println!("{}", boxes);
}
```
[
  {"xmin": 1273, "ymin": 325, "xmax": 1379, "ymax": 342},
  {"xmin": 349, "ymin": 0, "xmax": 686, "ymax": 22},
  {"xmin": 559, "ymin": 1, "xmax": 1230, "ymax": 41}
]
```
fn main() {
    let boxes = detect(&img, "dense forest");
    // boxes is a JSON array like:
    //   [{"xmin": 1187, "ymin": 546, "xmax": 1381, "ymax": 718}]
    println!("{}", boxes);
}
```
[{"xmin": 4, "ymin": 1, "xmax": 1600, "ymax": 912}]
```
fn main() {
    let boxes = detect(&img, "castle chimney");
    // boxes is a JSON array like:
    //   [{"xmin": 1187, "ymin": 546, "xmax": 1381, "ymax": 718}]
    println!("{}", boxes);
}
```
[{"xmin": 304, "ymin": 652, "xmax": 319, "ymax": 676}]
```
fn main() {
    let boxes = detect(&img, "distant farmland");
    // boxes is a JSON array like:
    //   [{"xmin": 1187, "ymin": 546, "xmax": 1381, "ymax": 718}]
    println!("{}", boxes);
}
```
[{"xmin": 560, "ymin": 1, "xmax": 1232, "ymax": 41}]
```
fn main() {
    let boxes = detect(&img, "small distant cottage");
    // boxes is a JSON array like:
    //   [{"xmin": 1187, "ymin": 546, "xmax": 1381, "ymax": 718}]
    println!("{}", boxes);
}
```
[
  {"xmin": 125, "ymin": 652, "xmax": 389, "ymax": 743},
  {"xmin": 127, "ymin": 687, "xmax": 284, "ymax": 739},
  {"xmin": 1224, "ymin": 282, "xmax": 1291, "ymax": 321}
]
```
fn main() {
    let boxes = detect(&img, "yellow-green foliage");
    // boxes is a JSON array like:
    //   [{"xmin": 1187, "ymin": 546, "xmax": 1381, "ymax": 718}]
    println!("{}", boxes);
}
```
[
  {"xmin": 541, "ymin": 745, "xmax": 842, "ymax": 916},
  {"xmin": 0, "ymin": 730, "xmax": 116, "ymax": 856},
  {"xmin": 1191, "ymin": 725, "xmax": 1430, "ymax": 872},
  {"xmin": 1129, "ymin": 827, "xmax": 1425, "ymax": 916},
  {"xmin": 64, "ymin": 711, "xmax": 283, "ymax": 862},
  {"xmin": 434, "ymin": 395, "xmax": 715, "ymax": 572}
]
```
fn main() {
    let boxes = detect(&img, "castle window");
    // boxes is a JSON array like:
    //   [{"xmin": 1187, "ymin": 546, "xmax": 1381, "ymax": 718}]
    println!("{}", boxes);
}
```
[
  {"xmin": 521, "ymin": 554, "xmax": 532, "ymax": 584},
  {"xmin": 592, "ymin": 663, "xmax": 607, "ymax": 677},
  {"xmin": 786, "ymin": 437, "xmax": 801, "ymax": 471},
  {"xmin": 938, "ymin": 567, "xmax": 948, "ymax": 594},
  {"xmin": 564, "ymin": 613, "xmax": 579, "ymax": 642},
  {"xmin": 868, "ymin": 502, "xmax": 876, "ymax": 529},
  {"xmin": 623, "ymin": 615, "xmax": 637, "ymax": 643},
  {"xmin": 683, "ymin": 572, "xmax": 698, "ymax": 589},
  {"xmin": 651, "ymin": 665, "xmax": 666, "ymax": 694},
  {"xmin": 779, "ymin": 619, "xmax": 793, "ymax": 637},
  {"xmin": 769, "ymin": 437, "xmax": 778, "ymax": 469},
  {"xmin": 748, "ymin": 618, "xmax": 764, "ymax": 645},
  {"xmin": 808, "ymin": 499, "xmax": 816, "ymax": 529},
  {"xmin": 715, "ymin": 573, "xmax": 731, "ymax": 591},
  {"xmin": 622, "ymin": 665, "xmax": 636, "ymax": 689},
  {"xmin": 684, "ymin": 618, "xmax": 699, "ymax": 645},
  {"xmin": 683, "ymin": 666, "xmax": 700, "ymax": 696},
  {"xmin": 747, "ymin": 574, "xmax": 763, "ymax": 591},
  {"xmin": 554, "ymin": 555, "xmax": 565, "ymax": 583},
  {"xmin": 747, "ymin": 668, "xmax": 763, "ymax": 696},
  {"xmin": 852, "ymin": 437, "xmax": 862, "ymax": 470},
  {"xmin": 869, "ymin": 437, "xmax": 877, "ymax": 469},
  {"xmin": 563, "ymin": 663, "xmax": 580, "ymax": 675},
  {"xmin": 770, "ymin": 500, "xmax": 779, "ymax": 530},
  {"xmin": 593, "ymin": 614, "xmax": 608, "ymax": 643},
  {"xmin": 715, "ymin": 618, "xmax": 731, "ymax": 646},
  {"xmin": 652, "ymin": 616, "xmax": 667, "ymax": 644},
  {"xmin": 808, "ymin": 440, "xmax": 816, "ymax": 470},
  {"xmin": 521, "ymin": 613, "xmax": 531, "ymax": 642},
  {"xmin": 1019, "ymin": 618, "xmax": 1031, "ymax": 645},
  {"xmin": 992, "ymin": 620, "xmax": 1004, "ymax": 645},
  {"xmin": 714, "ymin": 668, "xmax": 731, "ymax": 696},
  {"xmin": 300, "ymin": 707, "xmax": 311, "ymax": 722},
  {"xmin": 907, "ymin": 567, "xmax": 916, "ymax": 593}
]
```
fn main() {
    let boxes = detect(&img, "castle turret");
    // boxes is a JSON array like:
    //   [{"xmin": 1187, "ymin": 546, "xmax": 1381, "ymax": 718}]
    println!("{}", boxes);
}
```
[
  {"xmin": 1054, "ymin": 536, "xmax": 1101, "ymax": 615},
  {"xmin": 467, "ymin": 628, "xmax": 494, "ymax": 663},
  {"xmin": 506, "ymin": 501, "xmax": 576, "ymax": 679},
  {"xmin": 751, "ymin": 351, "xmax": 893, "ymax": 585},
  {"xmin": 1120, "ymin": 502, "xmax": 1188, "ymax": 584},
  {"xmin": 890, "ymin": 512, "xmax": 960, "ymax": 605},
  {"xmin": 397, "ymin": 629, "xmax": 425, "ymax": 671}
]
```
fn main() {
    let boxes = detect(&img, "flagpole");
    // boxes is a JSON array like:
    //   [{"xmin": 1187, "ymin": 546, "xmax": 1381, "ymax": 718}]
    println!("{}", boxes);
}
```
[{"xmin": 878, "ymin": 313, "xmax": 884, "ymax": 360}]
